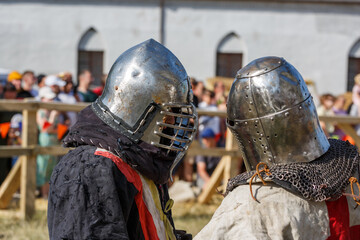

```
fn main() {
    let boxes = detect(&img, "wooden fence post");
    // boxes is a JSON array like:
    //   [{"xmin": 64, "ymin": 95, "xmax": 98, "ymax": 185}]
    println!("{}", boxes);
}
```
[
  {"xmin": 20, "ymin": 105, "xmax": 37, "ymax": 219},
  {"xmin": 0, "ymin": 156, "xmax": 22, "ymax": 209},
  {"xmin": 198, "ymin": 129, "xmax": 236, "ymax": 204}
]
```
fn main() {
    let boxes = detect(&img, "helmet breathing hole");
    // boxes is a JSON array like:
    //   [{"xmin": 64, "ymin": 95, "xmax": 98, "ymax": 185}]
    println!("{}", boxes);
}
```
[{"xmin": 227, "ymin": 119, "xmax": 235, "ymax": 126}]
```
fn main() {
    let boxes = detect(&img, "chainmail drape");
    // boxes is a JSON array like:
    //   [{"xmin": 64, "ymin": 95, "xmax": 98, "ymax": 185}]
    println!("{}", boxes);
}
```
[{"xmin": 226, "ymin": 139, "xmax": 360, "ymax": 202}]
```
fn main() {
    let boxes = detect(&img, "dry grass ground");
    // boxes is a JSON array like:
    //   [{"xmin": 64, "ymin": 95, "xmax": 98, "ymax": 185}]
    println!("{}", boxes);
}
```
[
  {"xmin": 0, "ymin": 194, "xmax": 223, "ymax": 239},
  {"xmin": 0, "ymin": 199, "xmax": 48, "ymax": 240}
]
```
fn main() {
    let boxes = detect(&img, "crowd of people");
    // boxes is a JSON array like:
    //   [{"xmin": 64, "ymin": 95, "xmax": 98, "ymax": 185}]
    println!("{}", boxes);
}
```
[
  {"xmin": 316, "ymin": 75, "xmax": 360, "ymax": 144},
  {"xmin": 0, "ymin": 69, "xmax": 106, "ymax": 198},
  {"xmin": 0, "ymin": 67, "xmax": 232, "ymax": 197},
  {"xmin": 175, "ymin": 78, "xmax": 231, "ymax": 192}
]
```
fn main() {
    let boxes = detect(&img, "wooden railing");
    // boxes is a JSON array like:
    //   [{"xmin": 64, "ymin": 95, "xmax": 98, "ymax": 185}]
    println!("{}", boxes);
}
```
[{"xmin": 1, "ymin": 99, "xmax": 360, "ymax": 218}]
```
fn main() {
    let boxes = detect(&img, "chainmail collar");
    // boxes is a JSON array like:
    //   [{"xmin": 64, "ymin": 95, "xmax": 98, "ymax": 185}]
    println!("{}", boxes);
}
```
[
  {"xmin": 226, "ymin": 139, "xmax": 360, "ymax": 202},
  {"xmin": 63, "ymin": 106, "xmax": 174, "ymax": 184}
]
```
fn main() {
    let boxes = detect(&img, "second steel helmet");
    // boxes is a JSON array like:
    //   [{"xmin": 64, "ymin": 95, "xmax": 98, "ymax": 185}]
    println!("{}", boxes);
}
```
[{"xmin": 227, "ymin": 56, "xmax": 329, "ymax": 171}]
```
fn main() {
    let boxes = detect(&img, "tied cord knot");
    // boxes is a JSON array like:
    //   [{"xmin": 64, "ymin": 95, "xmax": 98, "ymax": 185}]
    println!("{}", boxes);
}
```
[
  {"xmin": 249, "ymin": 162, "xmax": 271, "ymax": 202},
  {"xmin": 349, "ymin": 177, "xmax": 360, "ymax": 207}
]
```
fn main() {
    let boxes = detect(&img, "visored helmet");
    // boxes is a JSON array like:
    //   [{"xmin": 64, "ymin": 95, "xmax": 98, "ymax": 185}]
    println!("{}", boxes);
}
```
[
  {"xmin": 227, "ymin": 56, "xmax": 329, "ymax": 171},
  {"xmin": 92, "ymin": 39, "xmax": 197, "ymax": 175}
]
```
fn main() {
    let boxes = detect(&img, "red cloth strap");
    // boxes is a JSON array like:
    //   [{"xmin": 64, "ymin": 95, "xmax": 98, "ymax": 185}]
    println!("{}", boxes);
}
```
[{"xmin": 95, "ymin": 150, "xmax": 160, "ymax": 240}]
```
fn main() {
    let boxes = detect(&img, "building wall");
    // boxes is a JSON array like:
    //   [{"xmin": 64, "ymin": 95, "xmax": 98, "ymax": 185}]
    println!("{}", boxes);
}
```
[
  {"xmin": 165, "ymin": 1, "xmax": 360, "ymax": 95},
  {"xmin": 0, "ymin": 1, "xmax": 160, "ymax": 81},
  {"xmin": 1, "ymin": 1, "xmax": 360, "ymax": 94}
]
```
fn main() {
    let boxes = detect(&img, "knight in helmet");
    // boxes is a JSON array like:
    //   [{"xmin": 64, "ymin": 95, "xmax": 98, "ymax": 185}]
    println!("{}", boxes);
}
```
[
  {"xmin": 48, "ymin": 39, "xmax": 197, "ymax": 240},
  {"xmin": 195, "ymin": 56, "xmax": 360, "ymax": 239}
]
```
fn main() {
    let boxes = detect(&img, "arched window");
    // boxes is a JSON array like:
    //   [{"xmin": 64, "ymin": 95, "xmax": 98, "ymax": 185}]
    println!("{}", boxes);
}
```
[
  {"xmin": 78, "ymin": 27, "xmax": 104, "ymax": 86},
  {"xmin": 216, "ymin": 32, "xmax": 245, "ymax": 78},
  {"xmin": 347, "ymin": 39, "xmax": 360, "ymax": 91}
]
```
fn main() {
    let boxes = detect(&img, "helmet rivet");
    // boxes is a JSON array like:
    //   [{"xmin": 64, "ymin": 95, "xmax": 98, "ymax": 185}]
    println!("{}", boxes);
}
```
[
  {"xmin": 299, "ymin": 106, "xmax": 302, "ymax": 110},
  {"xmin": 268, "ymin": 158, "xmax": 272, "ymax": 162},
  {"xmin": 255, "ymin": 120, "xmax": 259, "ymax": 124},
  {"xmin": 245, "ymin": 121, "xmax": 248, "ymax": 125},
  {"xmin": 249, "ymin": 101, "xmax": 253, "ymax": 105},
  {"xmin": 260, "ymin": 133, "xmax": 264, "ymax": 137},
  {"xmin": 271, "ymin": 117, "xmax": 274, "ymax": 121},
  {"xmin": 265, "ymin": 146, "xmax": 268, "ymax": 150},
  {"xmin": 285, "ymin": 112, "xmax": 289, "ymax": 117}
]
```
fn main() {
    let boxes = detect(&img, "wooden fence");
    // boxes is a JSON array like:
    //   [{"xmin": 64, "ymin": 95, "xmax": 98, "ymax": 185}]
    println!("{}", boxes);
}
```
[{"xmin": 0, "ymin": 99, "xmax": 360, "ymax": 219}]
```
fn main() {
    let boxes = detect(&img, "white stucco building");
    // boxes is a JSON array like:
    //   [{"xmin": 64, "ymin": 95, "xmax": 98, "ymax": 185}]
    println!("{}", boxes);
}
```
[{"xmin": 1, "ymin": 0, "xmax": 360, "ymax": 95}]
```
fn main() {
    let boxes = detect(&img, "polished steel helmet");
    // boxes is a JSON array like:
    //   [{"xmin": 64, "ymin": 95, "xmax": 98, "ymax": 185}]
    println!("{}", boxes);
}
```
[
  {"xmin": 227, "ymin": 56, "xmax": 329, "ymax": 171},
  {"xmin": 92, "ymin": 39, "xmax": 197, "ymax": 175}
]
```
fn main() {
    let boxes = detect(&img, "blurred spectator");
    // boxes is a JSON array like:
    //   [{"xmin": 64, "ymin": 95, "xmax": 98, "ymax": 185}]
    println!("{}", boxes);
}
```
[
  {"xmin": 8, "ymin": 114, "xmax": 22, "ymax": 166},
  {"xmin": 17, "ymin": 70, "xmax": 38, "ymax": 98},
  {"xmin": 213, "ymin": 81, "xmax": 227, "ymax": 146},
  {"xmin": 36, "ymin": 86, "xmax": 60, "ymax": 198},
  {"xmin": 3, "ymin": 82, "xmax": 17, "ymax": 100},
  {"xmin": 332, "ymin": 95, "xmax": 347, "ymax": 115},
  {"xmin": 59, "ymin": 72, "xmax": 77, "ymax": 98},
  {"xmin": 37, "ymin": 74, "xmax": 46, "ymax": 89},
  {"xmin": 350, "ymin": 74, "xmax": 360, "ymax": 118},
  {"xmin": 352, "ymin": 74, "xmax": 360, "ymax": 108},
  {"xmin": 0, "ymin": 85, "xmax": 19, "ymax": 183},
  {"xmin": 196, "ymin": 128, "xmax": 221, "ymax": 191},
  {"xmin": 331, "ymin": 95, "xmax": 347, "ymax": 140},
  {"xmin": 317, "ymin": 93, "xmax": 336, "ymax": 136},
  {"xmin": 190, "ymin": 77, "xmax": 199, "ymax": 107},
  {"xmin": 45, "ymin": 75, "xmax": 65, "ymax": 100},
  {"xmin": 76, "ymin": 69, "xmax": 98, "ymax": 102},
  {"xmin": 193, "ymin": 79, "xmax": 204, "ymax": 107},
  {"xmin": 214, "ymin": 81, "xmax": 227, "ymax": 107},
  {"xmin": 58, "ymin": 72, "xmax": 78, "ymax": 127},
  {"xmin": 92, "ymin": 73, "xmax": 107, "ymax": 96},
  {"xmin": 7, "ymin": 71, "xmax": 22, "ymax": 91},
  {"xmin": 198, "ymin": 89, "xmax": 221, "ymax": 142}
]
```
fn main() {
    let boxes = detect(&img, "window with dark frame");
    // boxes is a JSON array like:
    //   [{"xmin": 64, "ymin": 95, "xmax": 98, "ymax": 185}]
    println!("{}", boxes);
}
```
[
  {"xmin": 216, "ymin": 52, "xmax": 243, "ymax": 78},
  {"xmin": 78, "ymin": 50, "xmax": 104, "ymax": 86}
]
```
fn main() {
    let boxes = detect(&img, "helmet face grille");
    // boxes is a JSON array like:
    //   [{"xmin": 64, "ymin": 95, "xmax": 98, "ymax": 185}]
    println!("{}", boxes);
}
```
[{"xmin": 153, "ymin": 103, "xmax": 197, "ymax": 153}]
